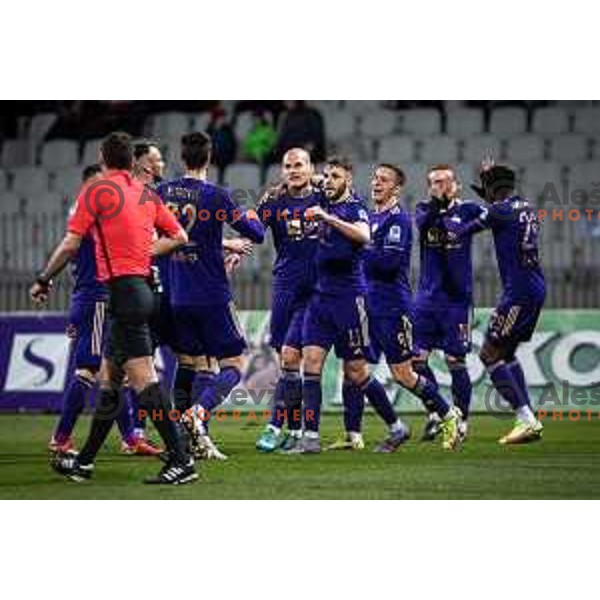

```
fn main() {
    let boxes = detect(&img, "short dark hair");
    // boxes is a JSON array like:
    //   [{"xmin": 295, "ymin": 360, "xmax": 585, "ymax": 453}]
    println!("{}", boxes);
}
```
[
  {"xmin": 133, "ymin": 139, "xmax": 160, "ymax": 160},
  {"xmin": 101, "ymin": 132, "xmax": 133, "ymax": 170},
  {"xmin": 82, "ymin": 163, "xmax": 102, "ymax": 183},
  {"xmin": 427, "ymin": 163, "xmax": 457, "ymax": 179},
  {"xmin": 325, "ymin": 156, "xmax": 353, "ymax": 173},
  {"xmin": 377, "ymin": 163, "xmax": 406, "ymax": 186},
  {"xmin": 181, "ymin": 132, "xmax": 212, "ymax": 169}
]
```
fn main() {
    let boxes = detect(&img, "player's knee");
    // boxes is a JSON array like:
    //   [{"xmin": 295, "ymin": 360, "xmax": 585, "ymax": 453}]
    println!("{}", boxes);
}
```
[
  {"xmin": 479, "ymin": 342, "xmax": 503, "ymax": 368},
  {"xmin": 344, "ymin": 360, "xmax": 369, "ymax": 385},
  {"xmin": 176, "ymin": 353, "xmax": 195, "ymax": 369},
  {"xmin": 390, "ymin": 361, "xmax": 416, "ymax": 388},
  {"xmin": 220, "ymin": 354, "xmax": 246, "ymax": 373},
  {"xmin": 280, "ymin": 346, "xmax": 301, "ymax": 370}
]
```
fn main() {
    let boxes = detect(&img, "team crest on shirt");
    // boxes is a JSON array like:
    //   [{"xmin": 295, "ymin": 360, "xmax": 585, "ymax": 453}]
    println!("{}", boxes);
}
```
[{"xmin": 388, "ymin": 225, "xmax": 401, "ymax": 243}]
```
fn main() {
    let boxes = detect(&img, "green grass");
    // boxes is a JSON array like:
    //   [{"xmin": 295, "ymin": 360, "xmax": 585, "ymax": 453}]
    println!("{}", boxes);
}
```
[{"xmin": 1, "ymin": 413, "xmax": 599, "ymax": 499}]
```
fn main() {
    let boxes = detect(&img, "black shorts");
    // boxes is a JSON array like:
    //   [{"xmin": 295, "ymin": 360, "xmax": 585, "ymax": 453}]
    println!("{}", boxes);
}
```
[{"xmin": 105, "ymin": 276, "xmax": 155, "ymax": 366}]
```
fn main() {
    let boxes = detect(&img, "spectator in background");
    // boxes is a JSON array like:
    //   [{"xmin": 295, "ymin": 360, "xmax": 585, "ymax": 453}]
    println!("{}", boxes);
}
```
[
  {"xmin": 242, "ymin": 111, "xmax": 277, "ymax": 175},
  {"xmin": 275, "ymin": 101, "xmax": 325, "ymax": 163},
  {"xmin": 207, "ymin": 108, "xmax": 237, "ymax": 183}
]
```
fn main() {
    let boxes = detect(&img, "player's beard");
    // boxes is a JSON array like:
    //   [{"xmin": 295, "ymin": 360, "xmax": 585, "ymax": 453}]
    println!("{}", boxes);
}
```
[{"xmin": 327, "ymin": 183, "xmax": 348, "ymax": 202}]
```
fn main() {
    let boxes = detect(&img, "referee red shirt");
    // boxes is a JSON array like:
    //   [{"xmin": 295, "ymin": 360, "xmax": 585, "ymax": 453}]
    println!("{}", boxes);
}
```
[{"xmin": 67, "ymin": 170, "xmax": 183, "ymax": 282}]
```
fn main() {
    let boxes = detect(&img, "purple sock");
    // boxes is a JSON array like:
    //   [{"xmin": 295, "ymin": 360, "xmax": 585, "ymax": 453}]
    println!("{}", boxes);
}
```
[
  {"xmin": 303, "ymin": 374, "xmax": 322, "ymax": 433},
  {"xmin": 115, "ymin": 390, "xmax": 135, "ymax": 445},
  {"xmin": 506, "ymin": 359, "xmax": 531, "ymax": 408},
  {"xmin": 342, "ymin": 379, "xmax": 365, "ymax": 433},
  {"xmin": 362, "ymin": 377, "xmax": 397, "ymax": 426},
  {"xmin": 54, "ymin": 374, "xmax": 93, "ymax": 443},
  {"xmin": 215, "ymin": 366, "xmax": 242, "ymax": 405},
  {"xmin": 269, "ymin": 378, "xmax": 287, "ymax": 428},
  {"xmin": 283, "ymin": 369, "xmax": 302, "ymax": 431},
  {"xmin": 449, "ymin": 362, "xmax": 472, "ymax": 419},
  {"xmin": 413, "ymin": 375, "xmax": 450, "ymax": 418},
  {"xmin": 194, "ymin": 370, "xmax": 218, "ymax": 414},
  {"xmin": 413, "ymin": 359, "xmax": 439, "ymax": 413},
  {"xmin": 488, "ymin": 362, "xmax": 525, "ymax": 411}
]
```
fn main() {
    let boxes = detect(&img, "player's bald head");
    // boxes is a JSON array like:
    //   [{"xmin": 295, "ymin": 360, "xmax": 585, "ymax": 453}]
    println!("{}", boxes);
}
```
[
  {"xmin": 282, "ymin": 147, "xmax": 311, "ymax": 167},
  {"xmin": 282, "ymin": 147, "xmax": 313, "ymax": 191}
]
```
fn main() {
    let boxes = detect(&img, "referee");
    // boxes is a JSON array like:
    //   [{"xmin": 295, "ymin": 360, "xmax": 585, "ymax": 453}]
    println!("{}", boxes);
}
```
[{"xmin": 30, "ymin": 132, "xmax": 196, "ymax": 485}]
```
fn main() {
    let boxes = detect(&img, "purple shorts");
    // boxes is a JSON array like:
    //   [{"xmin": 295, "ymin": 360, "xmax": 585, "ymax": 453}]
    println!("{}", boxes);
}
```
[
  {"xmin": 413, "ymin": 304, "xmax": 473, "ymax": 357},
  {"xmin": 485, "ymin": 300, "xmax": 543, "ymax": 352},
  {"xmin": 269, "ymin": 289, "xmax": 309, "ymax": 351},
  {"xmin": 173, "ymin": 302, "xmax": 247, "ymax": 359},
  {"xmin": 303, "ymin": 292, "xmax": 370, "ymax": 360},
  {"xmin": 367, "ymin": 310, "xmax": 416, "ymax": 365}
]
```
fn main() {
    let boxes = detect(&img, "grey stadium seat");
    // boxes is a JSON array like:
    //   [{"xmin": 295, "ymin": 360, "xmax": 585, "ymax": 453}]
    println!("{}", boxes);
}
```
[
  {"xmin": 400, "ymin": 109, "xmax": 441, "ymax": 136},
  {"xmin": 360, "ymin": 112, "xmax": 396, "ymax": 138},
  {"xmin": 50, "ymin": 166, "xmax": 84, "ymax": 197},
  {"xmin": 446, "ymin": 108, "xmax": 485, "ymax": 136},
  {"xmin": 506, "ymin": 135, "xmax": 546, "ymax": 163},
  {"xmin": 461, "ymin": 135, "xmax": 502, "ymax": 164},
  {"xmin": 81, "ymin": 139, "xmax": 103, "ymax": 167},
  {"xmin": 29, "ymin": 112, "xmax": 58, "ymax": 141},
  {"xmin": 352, "ymin": 163, "xmax": 374, "ymax": 198},
  {"xmin": 11, "ymin": 166, "xmax": 49, "ymax": 197},
  {"xmin": 573, "ymin": 107, "xmax": 600, "ymax": 134},
  {"xmin": 377, "ymin": 136, "xmax": 416, "ymax": 163},
  {"xmin": 0, "ymin": 191, "xmax": 23, "ymax": 215},
  {"xmin": 327, "ymin": 111, "xmax": 356, "ymax": 141},
  {"xmin": 0, "ymin": 169, "xmax": 6, "ymax": 193},
  {"xmin": 520, "ymin": 162, "xmax": 563, "ymax": 199},
  {"xmin": 1, "ymin": 140, "xmax": 35, "ymax": 168},
  {"xmin": 223, "ymin": 164, "xmax": 261, "ymax": 197},
  {"xmin": 40, "ymin": 139, "xmax": 79, "ymax": 169},
  {"xmin": 489, "ymin": 107, "xmax": 528, "ymax": 135},
  {"xmin": 420, "ymin": 136, "xmax": 460, "ymax": 164},
  {"xmin": 532, "ymin": 107, "xmax": 570, "ymax": 134},
  {"xmin": 151, "ymin": 112, "xmax": 191, "ymax": 138},
  {"xmin": 550, "ymin": 134, "xmax": 590, "ymax": 163}
]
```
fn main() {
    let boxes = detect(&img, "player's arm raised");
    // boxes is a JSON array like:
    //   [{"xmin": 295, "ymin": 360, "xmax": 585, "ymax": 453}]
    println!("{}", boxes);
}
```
[{"xmin": 305, "ymin": 205, "xmax": 370, "ymax": 245}]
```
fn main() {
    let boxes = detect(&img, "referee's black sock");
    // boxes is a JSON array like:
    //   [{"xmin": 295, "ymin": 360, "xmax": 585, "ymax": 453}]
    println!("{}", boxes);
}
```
[
  {"xmin": 78, "ymin": 387, "xmax": 122, "ymax": 466},
  {"xmin": 139, "ymin": 382, "xmax": 188, "ymax": 465}
]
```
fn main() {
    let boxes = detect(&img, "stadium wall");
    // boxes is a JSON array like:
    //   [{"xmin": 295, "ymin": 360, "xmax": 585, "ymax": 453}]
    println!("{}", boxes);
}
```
[{"xmin": 1, "ymin": 310, "xmax": 598, "ymax": 414}]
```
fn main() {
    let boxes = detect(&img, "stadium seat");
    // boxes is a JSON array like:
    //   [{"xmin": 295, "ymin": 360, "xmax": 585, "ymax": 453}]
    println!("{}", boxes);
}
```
[
  {"xmin": 566, "ymin": 162, "xmax": 599, "ymax": 190},
  {"xmin": 419, "ymin": 136, "xmax": 460, "ymax": 164},
  {"xmin": 0, "ymin": 191, "xmax": 23, "ymax": 215},
  {"xmin": 489, "ymin": 107, "xmax": 528, "ymax": 135},
  {"xmin": 521, "ymin": 162, "xmax": 563, "ymax": 199},
  {"xmin": 455, "ymin": 164, "xmax": 476, "ymax": 193},
  {"xmin": 40, "ymin": 139, "xmax": 79, "ymax": 169},
  {"xmin": 28, "ymin": 112, "xmax": 57, "ymax": 141},
  {"xmin": 26, "ymin": 191, "xmax": 66, "ymax": 217},
  {"xmin": 327, "ymin": 111, "xmax": 356, "ymax": 141},
  {"xmin": 151, "ymin": 112, "xmax": 191, "ymax": 138},
  {"xmin": 573, "ymin": 106, "xmax": 600, "ymax": 133},
  {"xmin": 446, "ymin": 108, "xmax": 485, "ymax": 136},
  {"xmin": 50, "ymin": 166, "xmax": 83, "ymax": 197},
  {"xmin": 224, "ymin": 164, "xmax": 261, "ymax": 196},
  {"xmin": 352, "ymin": 163, "xmax": 375, "ymax": 198},
  {"xmin": 461, "ymin": 135, "xmax": 502, "ymax": 164},
  {"xmin": 399, "ymin": 109, "xmax": 442, "ymax": 135},
  {"xmin": 0, "ymin": 169, "xmax": 6, "ymax": 194},
  {"xmin": 192, "ymin": 112, "xmax": 211, "ymax": 132},
  {"xmin": 81, "ymin": 139, "xmax": 103, "ymax": 167},
  {"xmin": 532, "ymin": 107, "xmax": 570, "ymax": 134},
  {"xmin": 401, "ymin": 163, "xmax": 429, "ymax": 199},
  {"xmin": 377, "ymin": 136, "xmax": 416, "ymax": 163},
  {"xmin": 1, "ymin": 140, "xmax": 35, "ymax": 168},
  {"xmin": 359, "ymin": 112, "xmax": 397, "ymax": 138},
  {"xmin": 235, "ymin": 112, "xmax": 255, "ymax": 140},
  {"xmin": 550, "ymin": 134, "xmax": 590, "ymax": 163},
  {"xmin": 10, "ymin": 167, "xmax": 49, "ymax": 197},
  {"xmin": 265, "ymin": 163, "xmax": 282, "ymax": 185},
  {"xmin": 505, "ymin": 135, "xmax": 546, "ymax": 163},
  {"xmin": 344, "ymin": 101, "xmax": 381, "ymax": 116}
]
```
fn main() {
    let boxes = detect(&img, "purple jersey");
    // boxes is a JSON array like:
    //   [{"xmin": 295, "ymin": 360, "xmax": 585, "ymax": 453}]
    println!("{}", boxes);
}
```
[
  {"xmin": 363, "ymin": 204, "xmax": 412, "ymax": 313},
  {"xmin": 70, "ymin": 234, "xmax": 107, "ymax": 303},
  {"xmin": 315, "ymin": 197, "xmax": 369, "ymax": 296},
  {"xmin": 415, "ymin": 199, "xmax": 486, "ymax": 309},
  {"xmin": 482, "ymin": 196, "xmax": 546, "ymax": 303},
  {"xmin": 258, "ymin": 190, "xmax": 321, "ymax": 296},
  {"xmin": 158, "ymin": 177, "xmax": 264, "ymax": 307}
]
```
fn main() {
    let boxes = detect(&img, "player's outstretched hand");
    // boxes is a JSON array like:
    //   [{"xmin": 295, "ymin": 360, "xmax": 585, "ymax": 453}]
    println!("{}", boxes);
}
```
[{"xmin": 29, "ymin": 280, "xmax": 52, "ymax": 305}]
